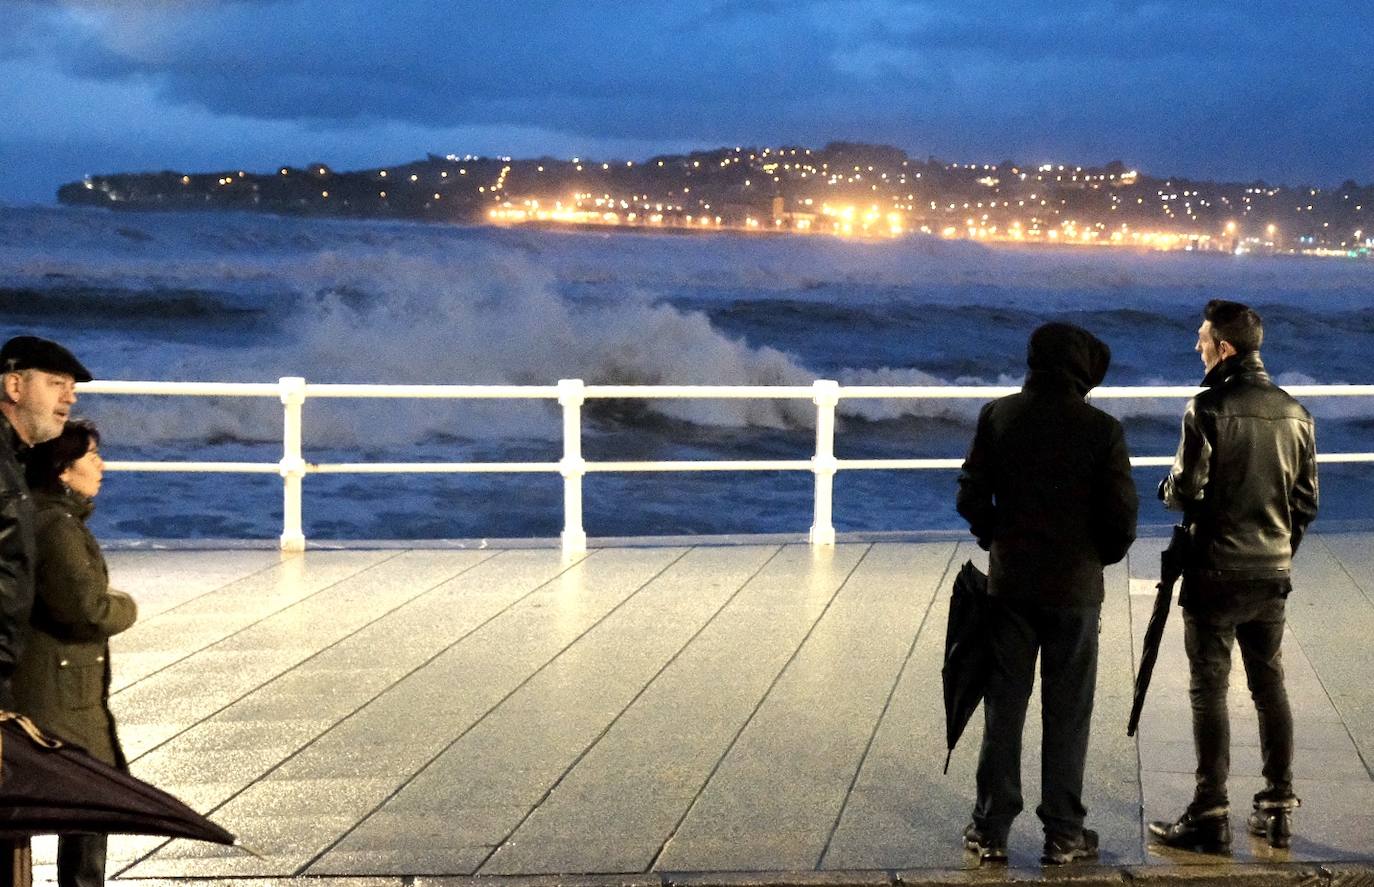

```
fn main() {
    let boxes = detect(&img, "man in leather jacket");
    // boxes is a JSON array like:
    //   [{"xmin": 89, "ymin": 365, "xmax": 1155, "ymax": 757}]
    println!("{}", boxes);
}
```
[
  {"xmin": 1, "ymin": 335, "xmax": 90, "ymax": 887},
  {"xmin": 1149, "ymin": 300, "xmax": 1318, "ymax": 852},
  {"xmin": 0, "ymin": 336, "xmax": 90, "ymax": 709}
]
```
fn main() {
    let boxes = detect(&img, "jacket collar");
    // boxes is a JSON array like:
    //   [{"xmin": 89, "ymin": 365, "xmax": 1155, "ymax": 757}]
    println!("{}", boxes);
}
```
[
  {"xmin": 1202, "ymin": 350, "xmax": 1268, "ymax": 388},
  {"xmin": 34, "ymin": 484, "xmax": 94, "ymax": 520},
  {"xmin": 1, "ymin": 414, "xmax": 27, "ymax": 461}
]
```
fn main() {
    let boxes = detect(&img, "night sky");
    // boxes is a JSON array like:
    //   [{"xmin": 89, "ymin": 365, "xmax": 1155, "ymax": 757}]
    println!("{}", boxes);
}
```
[{"xmin": 3, "ymin": 0, "xmax": 1371, "ymax": 205}]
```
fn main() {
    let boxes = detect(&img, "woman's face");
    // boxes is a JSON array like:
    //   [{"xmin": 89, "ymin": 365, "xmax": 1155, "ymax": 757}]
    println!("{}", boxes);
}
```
[{"xmin": 60, "ymin": 440, "xmax": 104, "ymax": 499}]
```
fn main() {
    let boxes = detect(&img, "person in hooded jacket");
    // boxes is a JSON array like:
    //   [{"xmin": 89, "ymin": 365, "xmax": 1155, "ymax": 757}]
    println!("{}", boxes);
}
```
[
  {"xmin": 956, "ymin": 323, "xmax": 1138, "ymax": 866},
  {"xmin": 12, "ymin": 419, "xmax": 136, "ymax": 887}
]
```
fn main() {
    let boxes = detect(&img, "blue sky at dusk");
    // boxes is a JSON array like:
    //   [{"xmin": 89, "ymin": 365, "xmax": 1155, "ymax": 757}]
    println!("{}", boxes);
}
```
[{"xmin": 2, "ymin": 0, "xmax": 1370, "ymax": 204}]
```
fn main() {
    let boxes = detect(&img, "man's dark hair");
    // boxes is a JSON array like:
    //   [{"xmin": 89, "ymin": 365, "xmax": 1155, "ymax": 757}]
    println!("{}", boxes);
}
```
[
  {"xmin": 25, "ymin": 418, "xmax": 100, "ymax": 491},
  {"xmin": 1203, "ymin": 299, "xmax": 1263, "ymax": 354}
]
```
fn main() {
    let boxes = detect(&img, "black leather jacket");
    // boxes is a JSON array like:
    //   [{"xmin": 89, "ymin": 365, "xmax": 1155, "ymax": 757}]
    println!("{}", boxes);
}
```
[
  {"xmin": 1160, "ymin": 351, "xmax": 1318, "ymax": 578},
  {"xmin": 0, "ymin": 416, "xmax": 36, "ymax": 679}
]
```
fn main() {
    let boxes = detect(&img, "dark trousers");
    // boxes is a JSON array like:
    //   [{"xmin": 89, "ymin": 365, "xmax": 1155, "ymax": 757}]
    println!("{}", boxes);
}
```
[
  {"xmin": 56, "ymin": 835, "xmax": 105, "ymax": 887},
  {"xmin": 1, "ymin": 838, "xmax": 31, "ymax": 887},
  {"xmin": 973, "ymin": 599, "xmax": 1100, "ymax": 840},
  {"xmin": 1183, "ymin": 595, "xmax": 1294, "ymax": 810}
]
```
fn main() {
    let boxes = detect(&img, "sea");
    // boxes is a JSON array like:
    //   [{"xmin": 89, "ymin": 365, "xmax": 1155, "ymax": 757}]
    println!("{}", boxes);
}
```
[{"xmin": 4, "ymin": 205, "xmax": 1373, "ymax": 541}]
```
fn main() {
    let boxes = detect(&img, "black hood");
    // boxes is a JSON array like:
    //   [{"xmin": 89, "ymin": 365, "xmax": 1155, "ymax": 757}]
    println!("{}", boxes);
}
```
[{"xmin": 1024, "ymin": 322, "xmax": 1112, "ymax": 397}]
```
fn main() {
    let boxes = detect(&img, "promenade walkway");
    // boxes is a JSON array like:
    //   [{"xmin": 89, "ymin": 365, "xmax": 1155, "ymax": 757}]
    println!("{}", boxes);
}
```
[{"xmin": 30, "ymin": 533, "xmax": 1374, "ymax": 885}]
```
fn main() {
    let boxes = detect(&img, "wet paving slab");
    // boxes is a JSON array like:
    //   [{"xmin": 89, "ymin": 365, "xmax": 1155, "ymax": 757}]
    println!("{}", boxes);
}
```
[{"xmin": 24, "ymin": 534, "xmax": 1374, "ymax": 886}]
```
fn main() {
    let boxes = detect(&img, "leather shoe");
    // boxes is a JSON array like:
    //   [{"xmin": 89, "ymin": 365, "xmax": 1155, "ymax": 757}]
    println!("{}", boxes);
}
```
[
  {"xmin": 962, "ymin": 822, "xmax": 1007, "ymax": 864},
  {"xmin": 1148, "ymin": 808, "xmax": 1231, "ymax": 852}
]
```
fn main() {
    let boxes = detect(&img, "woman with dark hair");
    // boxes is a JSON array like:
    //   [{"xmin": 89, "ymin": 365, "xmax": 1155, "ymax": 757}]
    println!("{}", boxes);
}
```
[{"xmin": 12, "ymin": 418, "xmax": 136, "ymax": 887}]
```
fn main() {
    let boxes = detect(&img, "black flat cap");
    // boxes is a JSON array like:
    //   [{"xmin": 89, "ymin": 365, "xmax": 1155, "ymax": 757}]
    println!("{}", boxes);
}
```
[{"xmin": 0, "ymin": 336, "xmax": 93, "ymax": 382}]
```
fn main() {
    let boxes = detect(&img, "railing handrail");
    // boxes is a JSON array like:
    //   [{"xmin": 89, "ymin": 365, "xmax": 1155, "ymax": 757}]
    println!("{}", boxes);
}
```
[
  {"xmin": 79, "ymin": 380, "xmax": 1374, "ymax": 399},
  {"xmin": 76, "ymin": 378, "xmax": 1374, "ymax": 551}
]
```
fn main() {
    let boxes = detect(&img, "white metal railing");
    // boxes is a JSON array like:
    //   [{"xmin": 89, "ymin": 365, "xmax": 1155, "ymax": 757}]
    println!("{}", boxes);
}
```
[{"xmin": 78, "ymin": 379, "xmax": 1374, "ymax": 552}]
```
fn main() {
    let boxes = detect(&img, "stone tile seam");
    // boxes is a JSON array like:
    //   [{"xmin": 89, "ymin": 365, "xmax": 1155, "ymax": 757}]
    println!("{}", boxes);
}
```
[
  {"xmin": 817, "ymin": 541, "xmax": 962, "ymax": 870},
  {"xmin": 1123, "ymin": 550, "xmax": 1152, "ymax": 856},
  {"xmin": 473, "ymin": 543, "xmax": 789, "ymax": 874},
  {"xmin": 112, "ymin": 549, "xmax": 413, "ymax": 697},
  {"xmin": 645, "ymin": 543, "xmax": 877, "ymax": 873},
  {"xmin": 113, "ymin": 550, "xmax": 288, "ymax": 623},
  {"xmin": 114, "ymin": 549, "xmax": 390, "ymax": 642},
  {"xmin": 112, "ymin": 547, "xmax": 590, "ymax": 879},
  {"xmin": 1317, "ymin": 535, "xmax": 1374, "ymax": 613},
  {"xmin": 295, "ymin": 546, "xmax": 697, "ymax": 876},
  {"xmin": 1281, "ymin": 540, "xmax": 1374, "ymax": 782},
  {"xmin": 119, "ymin": 547, "xmax": 506, "ymax": 768}
]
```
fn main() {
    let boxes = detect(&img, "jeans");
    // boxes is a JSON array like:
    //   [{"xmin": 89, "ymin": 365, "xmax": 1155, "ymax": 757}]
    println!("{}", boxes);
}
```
[
  {"xmin": 973, "ymin": 598, "xmax": 1100, "ymax": 840},
  {"xmin": 1183, "ymin": 594, "xmax": 1293, "ymax": 811},
  {"xmin": 57, "ymin": 834, "xmax": 106, "ymax": 887}
]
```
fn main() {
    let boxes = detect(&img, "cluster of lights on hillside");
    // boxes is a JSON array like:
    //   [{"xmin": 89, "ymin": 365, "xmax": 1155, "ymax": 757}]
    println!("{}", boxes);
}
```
[
  {"xmin": 481, "ymin": 148, "xmax": 1287, "ymax": 248},
  {"xmin": 69, "ymin": 144, "xmax": 1373, "ymax": 258}
]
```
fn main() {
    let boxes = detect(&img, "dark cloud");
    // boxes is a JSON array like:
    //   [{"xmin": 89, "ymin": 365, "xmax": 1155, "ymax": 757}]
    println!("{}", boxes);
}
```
[{"xmin": 2, "ymin": 0, "xmax": 1372, "ymax": 194}]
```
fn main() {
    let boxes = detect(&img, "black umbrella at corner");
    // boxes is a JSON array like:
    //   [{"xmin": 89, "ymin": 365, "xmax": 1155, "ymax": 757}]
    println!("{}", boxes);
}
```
[
  {"xmin": 0, "ymin": 712, "xmax": 236, "ymax": 845},
  {"xmin": 941, "ymin": 560, "xmax": 993, "ymax": 774},
  {"xmin": 1127, "ymin": 525, "xmax": 1191, "ymax": 737}
]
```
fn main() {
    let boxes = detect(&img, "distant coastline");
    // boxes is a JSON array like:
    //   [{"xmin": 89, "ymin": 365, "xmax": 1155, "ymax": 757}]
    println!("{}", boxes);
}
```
[{"xmin": 57, "ymin": 141, "xmax": 1373, "ymax": 258}]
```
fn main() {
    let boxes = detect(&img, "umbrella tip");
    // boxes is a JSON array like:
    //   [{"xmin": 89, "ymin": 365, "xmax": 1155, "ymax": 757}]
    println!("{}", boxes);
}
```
[
  {"xmin": 943, "ymin": 748, "xmax": 953, "ymax": 775},
  {"xmin": 233, "ymin": 839, "xmax": 267, "ymax": 859}
]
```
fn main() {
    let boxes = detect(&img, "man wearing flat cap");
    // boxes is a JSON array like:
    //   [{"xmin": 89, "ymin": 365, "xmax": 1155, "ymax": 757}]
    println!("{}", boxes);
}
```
[
  {"xmin": 0, "ymin": 335, "xmax": 90, "ymax": 887},
  {"xmin": 0, "ymin": 335, "xmax": 92, "ymax": 707}
]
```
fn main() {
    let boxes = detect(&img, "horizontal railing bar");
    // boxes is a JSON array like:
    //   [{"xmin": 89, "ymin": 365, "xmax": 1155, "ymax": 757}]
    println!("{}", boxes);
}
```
[
  {"xmin": 1090, "ymin": 386, "xmax": 1203, "ymax": 399},
  {"xmin": 839, "ymin": 386, "xmax": 1022, "ymax": 399},
  {"xmin": 104, "ymin": 461, "xmax": 281, "ymax": 473},
  {"xmin": 310, "ymin": 462, "xmax": 561, "ymax": 473},
  {"xmin": 80, "ymin": 381, "xmax": 283, "ymax": 396},
  {"xmin": 305, "ymin": 383, "xmax": 562, "ymax": 399},
  {"xmin": 1278, "ymin": 385, "xmax": 1374, "ymax": 397},
  {"xmin": 584, "ymin": 385, "xmax": 818, "ymax": 399},
  {"xmin": 838, "ymin": 458, "xmax": 965, "ymax": 469},
  {"xmin": 584, "ymin": 460, "xmax": 814, "ymax": 472},
  {"xmin": 78, "ymin": 381, "xmax": 1374, "ymax": 401}
]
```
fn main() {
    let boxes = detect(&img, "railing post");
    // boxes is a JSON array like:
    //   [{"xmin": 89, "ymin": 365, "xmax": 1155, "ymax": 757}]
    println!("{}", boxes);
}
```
[
  {"xmin": 278, "ymin": 376, "xmax": 307, "ymax": 552},
  {"xmin": 558, "ymin": 379, "xmax": 588, "ymax": 553},
  {"xmin": 810, "ymin": 379, "xmax": 840, "ymax": 546}
]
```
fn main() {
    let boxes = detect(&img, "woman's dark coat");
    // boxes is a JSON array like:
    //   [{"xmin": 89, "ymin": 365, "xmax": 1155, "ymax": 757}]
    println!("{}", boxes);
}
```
[
  {"xmin": 956, "ymin": 323, "xmax": 1139, "ymax": 607},
  {"xmin": 11, "ymin": 486, "xmax": 136, "ymax": 767}
]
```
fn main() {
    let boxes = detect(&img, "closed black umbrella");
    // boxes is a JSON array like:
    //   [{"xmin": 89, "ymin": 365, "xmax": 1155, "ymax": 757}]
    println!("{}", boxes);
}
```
[
  {"xmin": 942, "ymin": 560, "xmax": 992, "ymax": 774},
  {"xmin": 1127, "ymin": 525, "xmax": 1191, "ymax": 737},
  {"xmin": 0, "ymin": 712, "xmax": 235, "ymax": 845}
]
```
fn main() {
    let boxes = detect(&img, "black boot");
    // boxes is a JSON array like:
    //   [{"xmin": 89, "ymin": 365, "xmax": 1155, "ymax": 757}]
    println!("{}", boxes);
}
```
[
  {"xmin": 1248, "ymin": 791, "xmax": 1300, "ymax": 849},
  {"xmin": 1148, "ymin": 807, "xmax": 1232, "ymax": 852}
]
